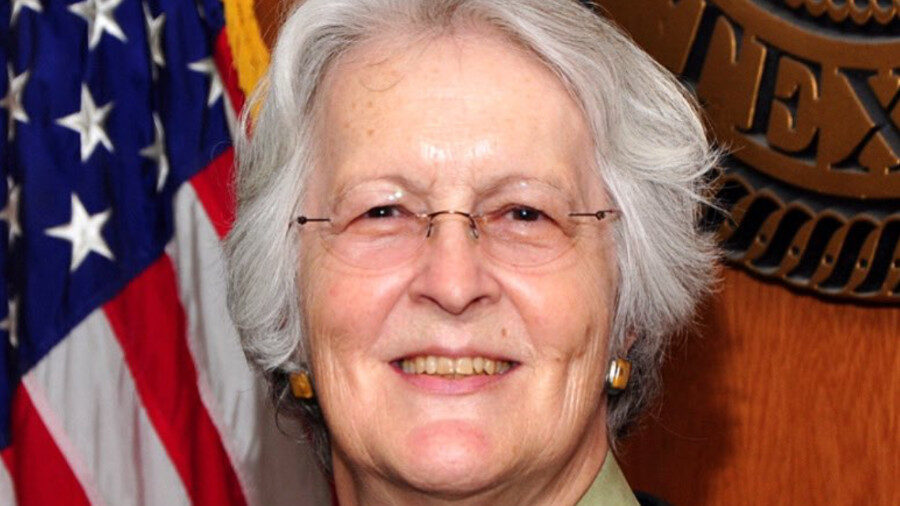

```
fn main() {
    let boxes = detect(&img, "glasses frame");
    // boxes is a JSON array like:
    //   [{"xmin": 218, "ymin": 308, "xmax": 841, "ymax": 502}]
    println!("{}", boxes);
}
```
[
  {"xmin": 291, "ymin": 208, "xmax": 619, "ymax": 268},
  {"xmin": 293, "ymin": 208, "xmax": 618, "ymax": 234}
]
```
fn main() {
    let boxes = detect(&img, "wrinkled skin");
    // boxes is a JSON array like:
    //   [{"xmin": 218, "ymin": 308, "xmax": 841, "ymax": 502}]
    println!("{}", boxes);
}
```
[{"xmin": 299, "ymin": 29, "xmax": 620, "ymax": 506}]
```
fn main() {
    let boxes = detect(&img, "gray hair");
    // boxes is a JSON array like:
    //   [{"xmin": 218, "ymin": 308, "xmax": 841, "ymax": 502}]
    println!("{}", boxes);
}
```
[{"xmin": 225, "ymin": 0, "xmax": 720, "ymax": 470}]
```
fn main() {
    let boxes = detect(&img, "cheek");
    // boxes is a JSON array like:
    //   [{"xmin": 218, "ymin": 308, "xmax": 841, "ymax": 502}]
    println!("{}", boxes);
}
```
[
  {"xmin": 501, "ymin": 259, "xmax": 616, "ymax": 364},
  {"xmin": 301, "ymin": 253, "xmax": 413, "ymax": 363},
  {"xmin": 501, "ymin": 255, "xmax": 617, "ymax": 433}
]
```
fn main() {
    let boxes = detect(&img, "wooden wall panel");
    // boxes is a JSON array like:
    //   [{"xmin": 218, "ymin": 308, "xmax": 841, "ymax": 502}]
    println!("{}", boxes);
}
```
[
  {"xmin": 621, "ymin": 267, "xmax": 900, "ymax": 505},
  {"xmin": 254, "ymin": 0, "xmax": 286, "ymax": 48},
  {"xmin": 250, "ymin": 2, "xmax": 900, "ymax": 504}
]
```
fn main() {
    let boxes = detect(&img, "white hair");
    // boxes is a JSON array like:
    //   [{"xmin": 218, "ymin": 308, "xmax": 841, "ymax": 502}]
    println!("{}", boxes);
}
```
[{"xmin": 225, "ymin": 0, "xmax": 720, "ymax": 470}]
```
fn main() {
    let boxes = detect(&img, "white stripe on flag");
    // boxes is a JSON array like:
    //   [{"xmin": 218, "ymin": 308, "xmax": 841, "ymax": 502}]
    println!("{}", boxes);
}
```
[
  {"xmin": 168, "ymin": 181, "xmax": 256, "ymax": 500},
  {"xmin": 170, "ymin": 182, "xmax": 330, "ymax": 506},
  {"xmin": 0, "ymin": 458, "xmax": 16, "ymax": 505},
  {"xmin": 223, "ymin": 88, "xmax": 239, "ymax": 140},
  {"xmin": 26, "ymin": 310, "xmax": 191, "ymax": 506}
]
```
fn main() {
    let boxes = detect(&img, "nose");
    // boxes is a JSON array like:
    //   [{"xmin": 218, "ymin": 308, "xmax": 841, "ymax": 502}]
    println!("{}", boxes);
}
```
[
  {"xmin": 408, "ymin": 214, "xmax": 501, "ymax": 315},
  {"xmin": 424, "ymin": 210, "xmax": 479, "ymax": 239}
]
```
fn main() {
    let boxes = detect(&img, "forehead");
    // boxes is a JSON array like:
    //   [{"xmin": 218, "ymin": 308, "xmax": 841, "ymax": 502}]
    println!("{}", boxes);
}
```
[{"xmin": 312, "ymin": 29, "xmax": 598, "ymax": 201}]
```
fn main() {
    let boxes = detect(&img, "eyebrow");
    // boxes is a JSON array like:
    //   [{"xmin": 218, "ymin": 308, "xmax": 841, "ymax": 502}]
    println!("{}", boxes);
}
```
[
  {"xmin": 331, "ymin": 173, "xmax": 434, "ymax": 202},
  {"xmin": 330, "ymin": 170, "xmax": 580, "ymax": 203},
  {"xmin": 476, "ymin": 173, "xmax": 575, "ymax": 196}
]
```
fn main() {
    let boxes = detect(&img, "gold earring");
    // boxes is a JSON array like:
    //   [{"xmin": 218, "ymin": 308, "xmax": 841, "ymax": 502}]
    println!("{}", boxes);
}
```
[
  {"xmin": 289, "ymin": 369, "xmax": 315, "ymax": 399},
  {"xmin": 606, "ymin": 358, "xmax": 631, "ymax": 395}
]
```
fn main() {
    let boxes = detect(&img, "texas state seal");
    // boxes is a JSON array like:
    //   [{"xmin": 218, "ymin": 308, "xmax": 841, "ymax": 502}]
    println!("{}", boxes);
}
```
[{"xmin": 596, "ymin": 0, "xmax": 900, "ymax": 302}]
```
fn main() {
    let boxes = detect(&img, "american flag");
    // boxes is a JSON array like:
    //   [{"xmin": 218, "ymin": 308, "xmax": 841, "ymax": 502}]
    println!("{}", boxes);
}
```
[{"xmin": 0, "ymin": 0, "xmax": 328, "ymax": 504}]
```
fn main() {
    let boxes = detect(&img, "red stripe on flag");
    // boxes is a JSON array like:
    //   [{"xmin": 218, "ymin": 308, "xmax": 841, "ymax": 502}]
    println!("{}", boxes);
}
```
[
  {"xmin": 5, "ymin": 386, "xmax": 91, "ymax": 505},
  {"xmin": 215, "ymin": 29, "xmax": 246, "ymax": 115},
  {"xmin": 191, "ymin": 148, "xmax": 236, "ymax": 240},
  {"xmin": 202, "ymin": 27, "xmax": 243, "ymax": 240},
  {"xmin": 1, "ymin": 447, "xmax": 15, "ymax": 487},
  {"xmin": 103, "ymin": 256, "xmax": 248, "ymax": 506}
]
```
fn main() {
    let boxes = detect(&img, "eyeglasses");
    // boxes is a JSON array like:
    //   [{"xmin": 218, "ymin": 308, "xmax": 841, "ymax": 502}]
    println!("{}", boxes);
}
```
[{"xmin": 292, "ymin": 185, "xmax": 618, "ymax": 270}]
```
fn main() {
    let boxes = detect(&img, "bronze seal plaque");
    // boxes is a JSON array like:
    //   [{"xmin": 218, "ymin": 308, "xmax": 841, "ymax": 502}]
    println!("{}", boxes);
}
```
[{"xmin": 596, "ymin": 0, "xmax": 900, "ymax": 302}]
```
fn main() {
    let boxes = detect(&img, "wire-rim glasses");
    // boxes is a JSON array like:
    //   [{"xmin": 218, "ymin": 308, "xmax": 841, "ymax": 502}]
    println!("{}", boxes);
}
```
[{"xmin": 292, "ymin": 185, "xmax": 618, "ymax": 270}]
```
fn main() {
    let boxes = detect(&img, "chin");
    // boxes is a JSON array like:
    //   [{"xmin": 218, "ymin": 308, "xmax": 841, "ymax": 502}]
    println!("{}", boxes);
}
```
[{"xmin": 393, "ymin": 419, "xmax": 506, "ymax": 496}]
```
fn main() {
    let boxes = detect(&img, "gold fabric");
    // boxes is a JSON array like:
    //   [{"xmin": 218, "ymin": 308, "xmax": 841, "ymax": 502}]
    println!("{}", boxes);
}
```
[{"xmin": 222, "ymin": 0, "xmax": 269, "ymax": 98}]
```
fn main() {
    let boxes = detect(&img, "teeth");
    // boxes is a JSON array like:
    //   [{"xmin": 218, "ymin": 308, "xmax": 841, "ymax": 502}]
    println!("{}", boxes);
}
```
[
  {"xmin": 456, "ymin": 357, "xmax": 473, "ymax": 374},
  {"xmin": 399, "ymin": 356, "xmax": 513, "ymax": 377},
  {"xmin": 437, "ymin": 357, "xmax": 453, "ymax": 374},
  {"xmin": 415, "ymin": 356, "xmax": 426, "ymax": 374}
]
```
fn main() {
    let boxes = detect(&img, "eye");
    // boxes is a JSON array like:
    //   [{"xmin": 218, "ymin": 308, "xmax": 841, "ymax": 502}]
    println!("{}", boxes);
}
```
[
  {"xmin": 364, "ymin": 205, "xmax": 404, "ymax": 219},
  {"xmin": 507, "ymin": 206, "xmax": 545, "ymax": 222}
]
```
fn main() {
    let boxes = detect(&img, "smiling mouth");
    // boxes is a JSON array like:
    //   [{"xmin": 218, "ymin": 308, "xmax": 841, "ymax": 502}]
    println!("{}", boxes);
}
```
[{"xmin": 396, "ymin": 355, "xmax": 514, "ymax": 378}]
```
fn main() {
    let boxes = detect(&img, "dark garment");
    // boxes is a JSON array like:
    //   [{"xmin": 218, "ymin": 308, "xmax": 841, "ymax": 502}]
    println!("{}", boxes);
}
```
[{"xmin": 635, "ymin": 491, "xmax": 672, "ymax": 506}]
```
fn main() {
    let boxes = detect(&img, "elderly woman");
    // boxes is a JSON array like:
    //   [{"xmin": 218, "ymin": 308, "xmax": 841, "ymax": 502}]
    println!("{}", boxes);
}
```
[{"xmin": 226, "ymin": 0, "xmax": 718, "ymax": 504}]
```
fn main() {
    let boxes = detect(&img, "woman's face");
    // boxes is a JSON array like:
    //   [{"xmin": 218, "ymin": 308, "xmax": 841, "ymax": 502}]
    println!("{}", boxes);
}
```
[{"xmin": 301, "ymin": 32, "xmax": 619, "ymax": 500}]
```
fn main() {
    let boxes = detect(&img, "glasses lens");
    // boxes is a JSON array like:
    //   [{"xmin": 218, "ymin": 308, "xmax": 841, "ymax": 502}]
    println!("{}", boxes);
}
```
[
  {"xmin": 317, "ymin": 188, "xmax": 426, "ymax": 269},
  {"xmin": 308, "ymin": 181, "xmax": 589, "ymax": 269},
  {"xmin": 478, "ymin": 195, "xmax": 578, "ymax": 267}
]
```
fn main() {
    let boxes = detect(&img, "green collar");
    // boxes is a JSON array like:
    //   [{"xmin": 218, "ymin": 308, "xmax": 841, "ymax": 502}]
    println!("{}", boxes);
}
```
[{"xmin": 575, "ymin": 451, "xmax": 639, "ymax": 506}]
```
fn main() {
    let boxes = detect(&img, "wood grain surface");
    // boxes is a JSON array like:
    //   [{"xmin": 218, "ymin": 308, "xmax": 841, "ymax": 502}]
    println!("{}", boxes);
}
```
[
  {"xmin": 621, "ymin": 267, "xmax": 899, "ymax": 505},
  {"xmin": 253, "ymin": 0, "xmax": 286, "ymax": 49},
  {"xmin": 250, "ymin": 2, "xmax": 900, "ymax": 504}
]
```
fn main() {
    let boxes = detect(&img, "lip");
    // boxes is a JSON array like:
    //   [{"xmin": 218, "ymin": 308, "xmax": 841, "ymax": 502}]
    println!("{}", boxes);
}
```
[{"xmin": 391, "ymin": 361, "xmax": 517, "ymax": 395}]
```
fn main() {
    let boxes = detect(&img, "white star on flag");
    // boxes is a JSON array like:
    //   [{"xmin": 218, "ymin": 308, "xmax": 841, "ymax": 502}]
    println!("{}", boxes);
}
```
[
  {"xmin": 188, "ymin": 57, "xmax": 223, "ymax": 107},
  {"xmin": 0, "ymin": 298, "xmax": 19, "ymax": 348},
  {"xmin": 45, "ymin": 194, "xmax": 115, "ymax": 272},
  {"xmin": 0, "ymin": 177, "xmax": 22, "ymax": 242},
  {"xmin": 140, "ymin": 113, "xmax": 170, "ymax": 191},
  {"xmin": 1, "ymin": 65, "xmax": 30, "ymax": 141},
  {"xmin": 11, "ymin": 0, "xmax": 42, "ymax": 26},
  {"xmin": 68, "ymin": 0, "xmax": 127, "ymax": 50},
  {"xmin": 143, "ymin": 3, "xmax": 166, "ymax": 78},
  {"xmin": 56, "ymin": 84, "xmax": 114, "ymax": 162}
]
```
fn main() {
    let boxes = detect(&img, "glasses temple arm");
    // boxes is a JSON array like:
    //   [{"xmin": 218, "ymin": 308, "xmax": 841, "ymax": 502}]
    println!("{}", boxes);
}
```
[{"xmin": 568, "ymin": 209, "xmax": 619, "ymax": 220}]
